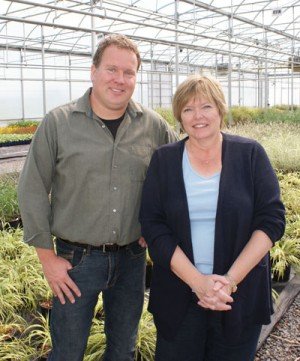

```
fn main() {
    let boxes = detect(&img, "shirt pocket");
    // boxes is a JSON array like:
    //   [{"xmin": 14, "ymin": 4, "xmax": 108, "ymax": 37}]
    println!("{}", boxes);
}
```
[{"xmin": 130, "ymin": 145, "xmax": 151, "ymax": 181}]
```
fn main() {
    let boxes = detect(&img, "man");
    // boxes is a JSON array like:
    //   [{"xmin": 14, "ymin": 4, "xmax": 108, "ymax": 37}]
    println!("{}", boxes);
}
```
[{"xmin": 18, "ymin": 34, "xmax": 177, "ymax": 361}]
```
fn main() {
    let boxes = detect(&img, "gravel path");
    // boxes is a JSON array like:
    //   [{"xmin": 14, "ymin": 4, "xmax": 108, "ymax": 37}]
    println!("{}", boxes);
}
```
[{"xmin": 255, "ymin": 292, "xmax": 300, "ymax": 361}]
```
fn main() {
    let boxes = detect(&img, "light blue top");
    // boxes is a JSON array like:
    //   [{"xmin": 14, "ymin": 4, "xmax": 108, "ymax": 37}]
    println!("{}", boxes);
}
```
[{"xmin": 182, "ymin": 146, "xmax": 220, "ymax": 275}]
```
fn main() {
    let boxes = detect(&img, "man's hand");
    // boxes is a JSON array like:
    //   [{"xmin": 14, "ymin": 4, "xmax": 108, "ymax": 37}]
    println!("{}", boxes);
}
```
[
  {"xmin": 36, "ymin": 248, "xmax": 81, "ymax": 305},
  {"xmin": 138, "ymin": 237, "xmax": 147, "ymax": 248}
]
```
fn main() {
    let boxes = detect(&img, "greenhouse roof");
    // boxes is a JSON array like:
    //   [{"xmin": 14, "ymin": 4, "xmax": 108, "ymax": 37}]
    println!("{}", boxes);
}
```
[{"xmin": 0, "ymin": 0, "xmax": 299, "ymax": 74}]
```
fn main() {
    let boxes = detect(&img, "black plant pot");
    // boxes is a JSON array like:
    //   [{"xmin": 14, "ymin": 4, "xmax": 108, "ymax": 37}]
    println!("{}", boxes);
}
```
[
  {"xmin": 39, "ymin": 300, "xmax": 53, "ymax": 322},
  {"xmin": 0, "ymin": 217, "xmax": 22, "ymax": 230}
]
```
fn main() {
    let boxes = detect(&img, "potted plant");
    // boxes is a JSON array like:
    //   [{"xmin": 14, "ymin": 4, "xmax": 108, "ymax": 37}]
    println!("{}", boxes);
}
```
[{"xmin": 270, "ymin": 237, "xmax": 300, "ymax": 282}]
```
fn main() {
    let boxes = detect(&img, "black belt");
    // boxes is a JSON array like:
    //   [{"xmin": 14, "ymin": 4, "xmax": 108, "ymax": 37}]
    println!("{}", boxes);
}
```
[{"xmin": 58, "ymin": 238, "xmax": 127, "ymax": 252}]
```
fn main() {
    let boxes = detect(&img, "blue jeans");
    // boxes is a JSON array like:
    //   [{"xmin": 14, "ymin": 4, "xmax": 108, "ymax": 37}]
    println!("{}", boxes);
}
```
[
  {"xmin": 155, "ymin": 302, "xmax": 262, "ymax": 361},
  {"xmin": 48, "ymin": 238, "xmax": 146, "ymax": 361}
]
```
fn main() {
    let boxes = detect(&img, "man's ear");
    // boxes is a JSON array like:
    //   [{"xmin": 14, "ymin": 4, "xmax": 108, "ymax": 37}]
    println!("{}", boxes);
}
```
[{"xmin": 90, "ymin": 65, "xmax": 96, "ymax": 82}]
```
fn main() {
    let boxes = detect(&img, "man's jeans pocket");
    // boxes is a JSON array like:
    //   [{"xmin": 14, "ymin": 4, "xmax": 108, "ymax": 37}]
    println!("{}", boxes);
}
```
[{"xmin": 55, "ymin": 238, "xmax": 87, "ymax": 271}]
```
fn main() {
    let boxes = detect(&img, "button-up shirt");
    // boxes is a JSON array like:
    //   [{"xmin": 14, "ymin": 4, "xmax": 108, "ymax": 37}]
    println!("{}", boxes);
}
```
[{"xmin": 18, "ymin": 88, "xmax": 178, "ymax": 249}]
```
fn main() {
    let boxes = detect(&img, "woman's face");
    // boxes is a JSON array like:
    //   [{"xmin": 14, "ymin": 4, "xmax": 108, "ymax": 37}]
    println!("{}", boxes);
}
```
[{"xmin": 180, "ymin": 97, "xmax": 221, "ymax": 141}]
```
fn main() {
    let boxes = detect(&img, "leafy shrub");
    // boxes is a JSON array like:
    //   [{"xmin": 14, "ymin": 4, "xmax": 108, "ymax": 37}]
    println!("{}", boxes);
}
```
[
  {"xmin": 155, "ymin": 108, "xmax": 178, "ymax": 129},
  {"xmin": 226, "ymin": 123, "xmax": 300, "ymax": 172},
  {"xmin": 0, "ymin": 174, "xmax": 19, "ymax": 223},
  {"xmin": 226, "ymin": 106, "xmax": 263, "ymax": 125},
  {"xmin": 0, "ymin": 228, "xmax": 50, "ymax": 317}
]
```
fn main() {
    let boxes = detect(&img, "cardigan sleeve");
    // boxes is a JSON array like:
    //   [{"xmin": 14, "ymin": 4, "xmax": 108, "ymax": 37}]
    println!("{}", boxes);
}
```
[
  {"xmin": 139, "ymin": 150, "xmax": 179, "ymax": 269},
  {"xmin": 251, "ymin": 142, "xmax": 285, "ymax": 243}
]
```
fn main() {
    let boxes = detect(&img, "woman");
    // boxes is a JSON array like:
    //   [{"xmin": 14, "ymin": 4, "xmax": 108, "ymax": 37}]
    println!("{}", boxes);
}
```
[{"xmin": 139, "ymin": 75, "xmax": 285, "ymax": 361}]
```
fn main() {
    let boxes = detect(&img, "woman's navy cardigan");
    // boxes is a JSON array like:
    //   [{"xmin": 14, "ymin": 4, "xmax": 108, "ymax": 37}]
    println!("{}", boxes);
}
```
[{"xmin": 139, "ymin": 133, "xmax": 285, "ymax": 341}]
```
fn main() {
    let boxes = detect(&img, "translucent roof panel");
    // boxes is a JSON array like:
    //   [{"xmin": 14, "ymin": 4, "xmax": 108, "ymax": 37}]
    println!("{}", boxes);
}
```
[{"xmin": 0, "ymin": 0, "xmax": 299, "ymax": 73}]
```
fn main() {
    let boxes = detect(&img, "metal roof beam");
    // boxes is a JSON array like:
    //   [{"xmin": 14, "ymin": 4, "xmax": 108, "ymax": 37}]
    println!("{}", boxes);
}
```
[
  {"xmin": 0, "ymin": 16, "xmax": 290, "ymax": 66},
  {"xmin": 180, "ymin": 0, "xmax": 300, "ymax": 42},
  {"xmin": 1, "ymin": 0, "xmax": 293, "ymax": 59}
]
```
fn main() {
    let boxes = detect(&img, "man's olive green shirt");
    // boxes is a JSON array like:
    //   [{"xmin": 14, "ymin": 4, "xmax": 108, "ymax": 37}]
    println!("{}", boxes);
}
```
[{"xmin": 18, "ymin": 88, "xmax": 178, "ymax": 249}]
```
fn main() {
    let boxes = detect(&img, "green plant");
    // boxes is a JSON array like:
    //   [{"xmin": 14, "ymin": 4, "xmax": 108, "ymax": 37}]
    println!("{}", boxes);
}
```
[
  {"xmin": 0, "ymin": 228, "xmax": 51, "ymax": 315},
  {"xmin": 135, "ymin": 306, "xmax": 156, "ymax": 361},
  {"xmin": 0, "ymin": 133, "xmax": 33, "ymax": 143},
  {"xmin": 84, "ymin": 318, "xmax": 106, "ymax": 361},
  {"xmin": 270, "ymin": 237, "xmax": 300, "ymax": 280},
  {"xmin": 278, "ymin": 172, "xmax": 300, "ymax": 216},
  {"xmin": 155, "ymin": 108, "xmax": 178, "ymax": 129},
  {"xmin": 272, "ymin": 288, "xmax": 279, "ymax": 303},
  {"xmin": 25, "ymin": 313, "xmax": 52, "ymax": 360},
  {"xmin": 0, "ymin": 175, "xmax": 20, "ymax": 224},
  {"xmin": 226, "ymin": 123, "xmax": 300, "ymax": 172},
  {"xmin": 0, "ymin": 337, "xmax": 36, "ymax": 361},
  {"xmin": 9, "ymin": 120, "xmax": 39, "ymax": 128}
]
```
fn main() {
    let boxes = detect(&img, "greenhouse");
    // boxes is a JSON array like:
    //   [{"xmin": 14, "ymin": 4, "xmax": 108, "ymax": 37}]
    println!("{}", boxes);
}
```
[
  {"xmin": 0, "ymin": 2, "xmax": 300, "ymax": 361},
  {"xmin": 0, "ymin": 0, "xmax": 300, "ymax": 122}
]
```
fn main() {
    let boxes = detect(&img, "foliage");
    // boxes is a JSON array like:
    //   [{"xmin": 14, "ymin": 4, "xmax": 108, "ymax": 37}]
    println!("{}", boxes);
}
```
[
  {"xmin": 226, "ymin": 123, "xmax": 300, "ymax": 172},
  {"xmin": 0, "ymin": 174, "xmax": 19, "ymax": 223},
  {"xmin": 155, "ymin": 107, "xmax": 178, "ymax": 129},
  {"xmin": 270, "ymin": 173, "xmax": 300, "ymax": 280},
  {"xmin": 0, "ymin": 126, "xmax": 37, "ymax": 135},
  {"xmin": 225, "ymin": 106, "xmax": 300, "ymax": 125},
  {"xmin": 0, "ymin": 121, "xmax": 39, "ymax": 135},
  {"xmin": 135, "ymin": 305, "xmax": 156, "ymax": 361},
  {"xmin": 84, "ymin": 318, "xmax": 106, "ymax": 361},
  {"xmin": 8, "ymin": 120, "xmax": 39, "ymax": 128},
  {"xmin": 0, "ymin": 120, "xmax": 299, "ymax": 359},
  {"xmin": 278, "ymin": 172, "xmax": 300, "ymax": 217},
  {"xmin": 25, "ymin": 313, "xmax": 52, "ymax": 359},
  {"xmin": 0, "ymin": 133, "xmax": 33, "ymax": 143},
  {"xmin": 0, "ymin": 228, "xmax": 51, "ymax": 319},
  {"xmin": 270, "ymin": 238, "xmax": 300, "ymax": 279}
]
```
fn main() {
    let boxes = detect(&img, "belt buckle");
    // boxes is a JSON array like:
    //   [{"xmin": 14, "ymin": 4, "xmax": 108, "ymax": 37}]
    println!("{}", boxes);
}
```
[{"xmin": 103, "ymin": 243, "xmax": 115, "ymax": 253}]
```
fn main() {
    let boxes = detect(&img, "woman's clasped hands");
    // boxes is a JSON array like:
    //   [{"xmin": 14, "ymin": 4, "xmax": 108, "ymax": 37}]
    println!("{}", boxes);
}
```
[{"xmin": 193, "ymin": 274, "xmax": 234, "ymax": 311}]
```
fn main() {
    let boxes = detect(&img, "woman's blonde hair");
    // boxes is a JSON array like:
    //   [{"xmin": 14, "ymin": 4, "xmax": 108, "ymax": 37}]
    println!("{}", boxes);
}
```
[{"xmin": 172, "ymin": 75, "xmax": 228, "ymax": 127}]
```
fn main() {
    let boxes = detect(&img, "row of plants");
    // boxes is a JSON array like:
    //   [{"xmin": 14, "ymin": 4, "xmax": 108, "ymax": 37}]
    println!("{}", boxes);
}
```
[
  {"xmin": 0, "ymin": 119, "xmax": 299, "ymax": 359},
  {"xmin": 1, "ymin": 169, "xmax": 299, "ymax": 283},
  {"xmin": 0, "ymin": 227, "xmax": 155, "ymax": 360},
  {"xmin": 155, "ymin": 106, "xmax": 300, "ymax": 128},
  {"xmin": 1, "ymin": 106, "xmax": 299, "ymax": 146},
  {"xmin": 0, "ymin": 178, "xmax": 298, "ymax": 360},
  {"xmin": 0, "ymin": 121, "xmax": 38, "ymax": 147},
  {"xmin": 228, "ymin": 106, "xmax": 300, "ymax": 124}
]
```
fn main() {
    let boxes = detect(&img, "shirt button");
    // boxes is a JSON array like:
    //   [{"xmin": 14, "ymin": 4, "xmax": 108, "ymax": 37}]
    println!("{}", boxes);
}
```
[
  {"xmin": 101, "ymin": 125, "xmax": 105, "ymax": 128},
  {"xmin": 113, "ymin": 165, "xmax": 117, "ymax": 168},
  {"xmin": 113, "ymin": 209, "xmax": 117, "ymax": 213},
  {"xmin": 113, "ymin": 186, "xmax": 117, "ymax": 191},
  {"xmin": 112, "ymin": 230, "xmax": 116, "ymax": 234}
]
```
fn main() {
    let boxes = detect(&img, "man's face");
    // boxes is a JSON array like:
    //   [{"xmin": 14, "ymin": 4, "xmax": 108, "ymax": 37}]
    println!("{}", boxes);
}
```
[{"xmin": 90, "ymin": 45, "xmax": 138, "ymax": 116}]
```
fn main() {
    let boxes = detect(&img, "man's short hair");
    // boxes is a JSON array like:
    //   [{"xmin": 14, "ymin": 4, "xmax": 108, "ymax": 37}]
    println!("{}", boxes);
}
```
[{"xmin": 93, "ymin": 34, "xmax": 141, "ymax": 70}]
